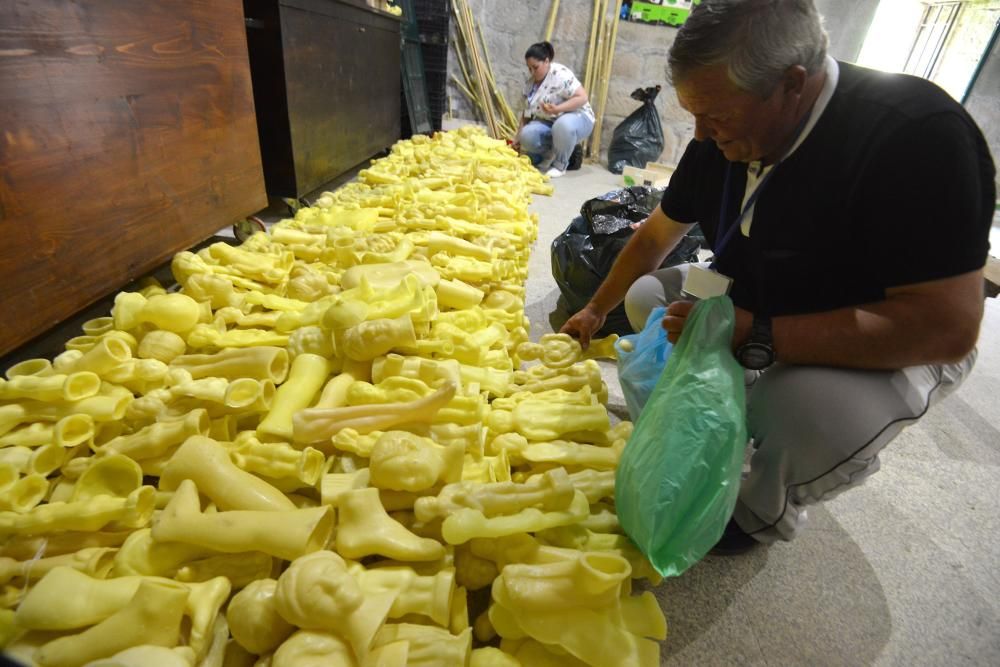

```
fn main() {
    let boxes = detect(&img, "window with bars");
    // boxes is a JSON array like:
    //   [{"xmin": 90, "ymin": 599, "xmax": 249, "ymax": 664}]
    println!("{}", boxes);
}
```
[{"xmin": 903, "ymin": 1, "xmax": 963, "ymax": 79}]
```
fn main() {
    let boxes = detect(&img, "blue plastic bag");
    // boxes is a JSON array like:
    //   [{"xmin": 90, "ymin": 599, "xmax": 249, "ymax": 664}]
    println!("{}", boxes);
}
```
[
  {"xmin": 615, "ymin": 306, "xmax": 673, "ymax": 421},
  {"xmin": 615, "ymin": 296, "xmax": 747, "ymax": 577}
]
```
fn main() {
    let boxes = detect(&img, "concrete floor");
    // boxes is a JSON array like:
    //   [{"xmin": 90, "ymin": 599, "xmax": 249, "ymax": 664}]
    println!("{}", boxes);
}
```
[{"xmin": 526, "ymin": 163, "xmax": 1000, "ymax": 666}]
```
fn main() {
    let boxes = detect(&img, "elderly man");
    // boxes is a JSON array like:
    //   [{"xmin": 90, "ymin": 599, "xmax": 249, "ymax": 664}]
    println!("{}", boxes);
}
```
[{"xmin": 562, "ymin": 0, "xmax": 995, "ymax": 553}]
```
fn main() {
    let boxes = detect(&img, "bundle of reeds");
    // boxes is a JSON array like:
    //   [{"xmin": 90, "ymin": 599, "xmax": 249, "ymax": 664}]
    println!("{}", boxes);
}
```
[
  {"xmin": 584, "ymin": 0, "xmax": 625, "ymax": 161},
  {"xmin": 450, "ymin": 0, "xmax": 519, "ymax": 139}
]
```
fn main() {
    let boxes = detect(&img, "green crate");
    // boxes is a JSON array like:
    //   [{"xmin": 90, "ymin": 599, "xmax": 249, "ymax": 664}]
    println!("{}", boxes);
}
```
[{"xmin": 630, "ymin": 0, "xmax": 699, "ymax": 27}]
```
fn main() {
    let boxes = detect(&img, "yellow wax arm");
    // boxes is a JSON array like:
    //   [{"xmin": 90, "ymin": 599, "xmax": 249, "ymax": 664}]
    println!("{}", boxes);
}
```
[{"xmin": 292, "ymin": 381, "xmax": 456, "ymax": 444}]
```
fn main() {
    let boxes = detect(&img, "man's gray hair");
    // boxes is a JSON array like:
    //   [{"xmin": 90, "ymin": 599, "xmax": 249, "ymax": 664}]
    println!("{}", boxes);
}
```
[{"xmin": 669, "ymin": 0, "xmax": 828, "ymax": 98}]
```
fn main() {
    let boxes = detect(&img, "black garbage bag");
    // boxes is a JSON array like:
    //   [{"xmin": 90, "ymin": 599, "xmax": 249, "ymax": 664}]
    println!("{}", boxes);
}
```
[
  {"xmin": 580, "ymin": 186, "xmax": 668, "ymax": 235},
  {"xmin": 607, "ymin": 85, "xmax": 665, "ymax": 175},
  {"xmin": 552, "ymin": 186, "xmax": 702, "ymax": 336}
]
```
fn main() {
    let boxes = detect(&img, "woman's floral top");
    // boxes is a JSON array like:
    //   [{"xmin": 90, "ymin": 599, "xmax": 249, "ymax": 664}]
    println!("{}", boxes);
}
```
[{"xmin": 523, "ymin": 62, "xmax": 595, "ymax": 123}]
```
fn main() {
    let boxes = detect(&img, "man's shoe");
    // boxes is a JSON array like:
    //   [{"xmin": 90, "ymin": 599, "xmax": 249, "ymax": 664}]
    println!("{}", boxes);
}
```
[
  {"xmin": 709, "ymin": 519, "xmax": 761, "ymax": 556},
  {"xmin": 546, "ymin": 167, "xmax": 566, "ymax": 179}
]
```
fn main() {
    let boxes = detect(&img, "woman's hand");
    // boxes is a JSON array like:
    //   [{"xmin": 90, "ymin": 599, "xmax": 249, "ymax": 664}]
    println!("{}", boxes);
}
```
[{"xmin": 541, "ymin": 102, "xmax": 559, "ymax": 115}]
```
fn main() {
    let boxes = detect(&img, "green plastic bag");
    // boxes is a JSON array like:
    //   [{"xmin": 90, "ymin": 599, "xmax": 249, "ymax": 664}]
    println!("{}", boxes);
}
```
[{"xmin": 615, "ymin": 296, "xmax": 747, "ymax": 577}]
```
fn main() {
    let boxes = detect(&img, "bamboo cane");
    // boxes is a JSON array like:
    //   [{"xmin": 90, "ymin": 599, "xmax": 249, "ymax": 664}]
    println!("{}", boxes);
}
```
[
  {"xmin": 451, "ymin": 0, "xmax": 498, "ymax": 137},
  {"xmin": 585, "ymin": 0, "xmax": 609, "ymax": 157},
  {"xmin": 454, "ymin": 42, "xmax": 480, "ymax": 104},
  {"xmin": 591, "ymin": 19, "xmax": 613, "ymax": 161},
  {"xmin": 451, "ymin": 74, "xmax": 485, "ymax": 116},
  {"xmin": 583, "ymin": 0, "xmax": 601, "ymax": 95},
  {"xmin": 590, "ymin": 1, "xmax": 623, "ymax": 162},
  {"xmin": 451, "ymin": 3, "xmax": 484, "ymax": 121},
  {"xmin": 544, "ymin": 0, "xmax": 561, "ymax": 41},
  {"xmin": 461, "ymin": 1, "xmax": 500, "ymax": 138},
  {"xmin": 475, "ymin": 21, "xmax": 519, "ymax": 132}
]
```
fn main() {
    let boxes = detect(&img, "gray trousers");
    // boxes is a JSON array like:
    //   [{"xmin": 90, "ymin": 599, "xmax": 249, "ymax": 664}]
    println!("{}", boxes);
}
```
[{"xmin": 624, "ymin": 264, "xmax": 976, "ymax": 542}]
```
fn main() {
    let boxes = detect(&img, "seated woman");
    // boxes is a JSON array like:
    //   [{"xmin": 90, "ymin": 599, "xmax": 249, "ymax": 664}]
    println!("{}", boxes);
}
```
[{"xmin": 515, "ymin": 42, "xmax": 595, "ymax": 178}]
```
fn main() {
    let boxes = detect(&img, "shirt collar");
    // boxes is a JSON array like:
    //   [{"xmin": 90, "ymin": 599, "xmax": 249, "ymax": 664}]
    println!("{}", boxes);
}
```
[{"xmin": 785, "ymin": 55, "xmax": 839, "ymax": 160}]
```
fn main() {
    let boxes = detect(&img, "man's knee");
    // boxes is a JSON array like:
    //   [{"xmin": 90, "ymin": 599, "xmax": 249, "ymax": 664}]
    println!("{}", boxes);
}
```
[{"xmin": 624, "ymin": 274, "xmax": 666, "ymax": 331}]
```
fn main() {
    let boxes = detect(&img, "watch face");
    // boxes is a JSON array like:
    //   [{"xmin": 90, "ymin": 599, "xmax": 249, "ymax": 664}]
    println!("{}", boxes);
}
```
[{"xmin": 739, "ymin": 342, "xmax": 774, "ymax": 370}]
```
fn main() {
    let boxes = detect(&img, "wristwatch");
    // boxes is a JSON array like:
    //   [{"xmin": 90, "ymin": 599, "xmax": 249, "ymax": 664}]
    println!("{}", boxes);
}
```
[{"xmin": 736, "ymin": 315, "xmax": 775, "ymax": 370}]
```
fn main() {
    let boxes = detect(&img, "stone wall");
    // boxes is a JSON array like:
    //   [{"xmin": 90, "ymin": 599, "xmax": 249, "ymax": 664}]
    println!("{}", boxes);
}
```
[
  {"xmin": 446, "ymin": 0, "xmax": 998, "ymax": 191},
  {"xmin": 447, "ymin": 0, "xmax": 690, "ymax": 164},
  {"xmin": 964, "ymin": 27, "xmax": 1000, "ymax": 195},
  {"xmin": 447, "ymin": 0, "xmax": 877, "ymax": 166}
]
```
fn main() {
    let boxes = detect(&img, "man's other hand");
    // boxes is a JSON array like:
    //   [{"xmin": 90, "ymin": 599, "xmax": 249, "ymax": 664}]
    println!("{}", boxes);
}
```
[
  {"xmin": 662, "ymin": 301, "xmax": 694, "ymax": 344},
  {"xmin": 560, "ymin": 305, "xmax": 606, "ymax": 350},
  {"xmin": 663, "ymin": 300, "xmax": 753, "ymax": 347}
]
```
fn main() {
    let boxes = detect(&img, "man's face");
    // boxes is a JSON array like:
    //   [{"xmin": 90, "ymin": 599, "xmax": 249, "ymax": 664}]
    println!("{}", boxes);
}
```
[{"xmin": 676, "ymin": 64, "xmax": 795, "ymax": 164}]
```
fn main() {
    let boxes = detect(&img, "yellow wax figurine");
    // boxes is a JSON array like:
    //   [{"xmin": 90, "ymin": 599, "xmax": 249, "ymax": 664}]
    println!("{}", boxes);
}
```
[
  {"xmin": 99, "ymin": 409, "xmax": 209, "ymax": 460},
  {"xmin": 0, "ymin": 371, "xmax": 101, "ymax": 403},
  {"xmin": 272, "ymin": 631, "xmax": 358, "ymax": 667},
  {"xmin": 0, "ymin": 486, "xmax": 154, "ymax": 538},
  {"xmin": 293, "ymin": 382, "xmax": 456, "ymax": 444},
  {"xmin": 227, "ymin": 579, "xmax": 295, "ymax": 655},
  {"xmin": 347, "ymin": 562, "xmax": 456, "ymax": 628},
  {"xmin": 159, "ymin": 436, "xmax": 296, "ymax": 512},
  {"xmin": 274, "ymin": 551, "xmax": 395, "ymax": 663},
  {"xmin": 170, "ymin": 346, "xmax": 290, "ymax": 383},
  {"xmin": 371, "ymin": 624, "xmax": 471, "ymax": 667},
  {"xmin": 112, "ymin": 292, "xmax": 202, "ymax": 335},
  {"xmin": 35, "ymin": 580, "xmax": 189, "ymax": 667},
  {"xmin": 336, "ymin": 488, "xmax": 445, "ymax": 562},
  {"xmin": 257, "ymin": 353, "xmax": 330, "ymax": 442},
  {"xmin": 152, "ymin": 480, "xmax": 333, "ymax": 561}
]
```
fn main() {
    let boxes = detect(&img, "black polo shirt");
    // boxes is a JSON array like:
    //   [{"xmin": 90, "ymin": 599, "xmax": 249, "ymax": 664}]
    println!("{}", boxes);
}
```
[{"xmin": 660, "ymin": 61, "xmax": 995, "ymax": 317}]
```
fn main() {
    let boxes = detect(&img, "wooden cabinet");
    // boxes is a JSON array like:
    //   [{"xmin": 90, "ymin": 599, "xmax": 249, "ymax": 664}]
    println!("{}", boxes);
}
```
[
  {"xmin": 244, "ymin": 0, "xmax": 402, "ymax": 198},
  {"xmin": 0, "ymin": 0, "xmax": 267, "ymax": 357}
]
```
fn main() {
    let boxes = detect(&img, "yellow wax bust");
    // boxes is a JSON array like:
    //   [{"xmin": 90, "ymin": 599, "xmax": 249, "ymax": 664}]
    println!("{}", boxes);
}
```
[{"xmin": 227, "ymin": 579, "xmax": 295, "ymax": 655}]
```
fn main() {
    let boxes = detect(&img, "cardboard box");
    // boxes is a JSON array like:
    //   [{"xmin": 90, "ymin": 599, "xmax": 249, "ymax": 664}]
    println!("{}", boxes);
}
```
[{"xmin": 622, "ymin": 162, "xmax": 675, "ymax": 188}]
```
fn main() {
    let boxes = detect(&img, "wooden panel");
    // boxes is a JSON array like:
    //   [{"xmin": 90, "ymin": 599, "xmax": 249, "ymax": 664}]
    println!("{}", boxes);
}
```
[
  {"xmin": 281, "ymin": 0, "xmax": 401, "ymax": 195},
  {"xmin": 243, "ymin": 0, "xmax": 400, "ymax": 198},
  {"xmin": 0, "ymin": 0, "xmax": 267, "ymax": 357}
]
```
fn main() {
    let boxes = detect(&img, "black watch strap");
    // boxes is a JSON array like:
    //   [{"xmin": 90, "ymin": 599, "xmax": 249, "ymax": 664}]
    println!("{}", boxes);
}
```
[
  {"xmin": 751, "ymin": 314, "xmax": 772, "ymax": 344},
  {"xmin": 737, "ymin": 314, "xmax": 775, "ymax": 370}
]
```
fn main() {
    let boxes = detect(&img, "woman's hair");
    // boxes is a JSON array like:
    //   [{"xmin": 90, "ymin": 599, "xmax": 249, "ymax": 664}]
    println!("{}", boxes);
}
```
[
  {"xmin": 668, "ymin": 0, "xmax": 828, "ymax": 98},
  {"xmin": 525, "ymin": 41, "xmax": 555, "ymax": 62}
]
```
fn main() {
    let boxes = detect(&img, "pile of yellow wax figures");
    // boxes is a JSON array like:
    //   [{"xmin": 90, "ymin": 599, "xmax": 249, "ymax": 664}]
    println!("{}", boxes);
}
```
[{"xmin": 0, "ymin": 126, "xmax": 666, "ymax": 667}]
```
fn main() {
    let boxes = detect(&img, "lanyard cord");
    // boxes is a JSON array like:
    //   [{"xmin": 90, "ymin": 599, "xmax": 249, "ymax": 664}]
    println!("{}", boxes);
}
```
[
  {"xmin": 709, "ymin": 111, "xmax": 813, "ymax": 270},
  {"xmin": 711, "ymin": 165, "xmax": 774, "ymax": 268}
]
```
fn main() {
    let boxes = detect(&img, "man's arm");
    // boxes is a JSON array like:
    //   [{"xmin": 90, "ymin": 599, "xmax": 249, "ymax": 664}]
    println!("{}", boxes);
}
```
[
  {"xmin": 663, "ymin": 269, "xmax": 984, "ymax": 369},
  {"xmin": 771, "ymin": 269, "xmax": 983, "ymax": 368},
  {"xmin": 561, "ymin": 206, "xmax": 694, "ymax": 347}
]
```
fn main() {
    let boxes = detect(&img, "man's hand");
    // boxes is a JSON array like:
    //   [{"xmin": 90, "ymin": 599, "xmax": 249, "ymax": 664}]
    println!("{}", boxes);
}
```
[
  {"xmin": 662, "ymin": 300, "xmax": 753, "ymax": 348},
  {"xmin": 661, "ymin": 301, "xmax": 693, "ymax": 344},
  {"xmin": 560, "ymin": 305, "xmax": 606, "ymax": 350}
]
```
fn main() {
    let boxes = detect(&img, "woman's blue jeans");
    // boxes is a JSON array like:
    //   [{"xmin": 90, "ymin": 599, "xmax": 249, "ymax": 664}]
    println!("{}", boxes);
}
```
[{"xmin": 518, "ymin": 111, "xmax": 595, "ymax": 171}]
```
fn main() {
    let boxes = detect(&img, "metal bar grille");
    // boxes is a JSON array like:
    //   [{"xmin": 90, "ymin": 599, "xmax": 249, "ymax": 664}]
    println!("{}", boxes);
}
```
[{"xmin": 904, "ymin": 1, "xmax": 963, "ymax": 79}]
